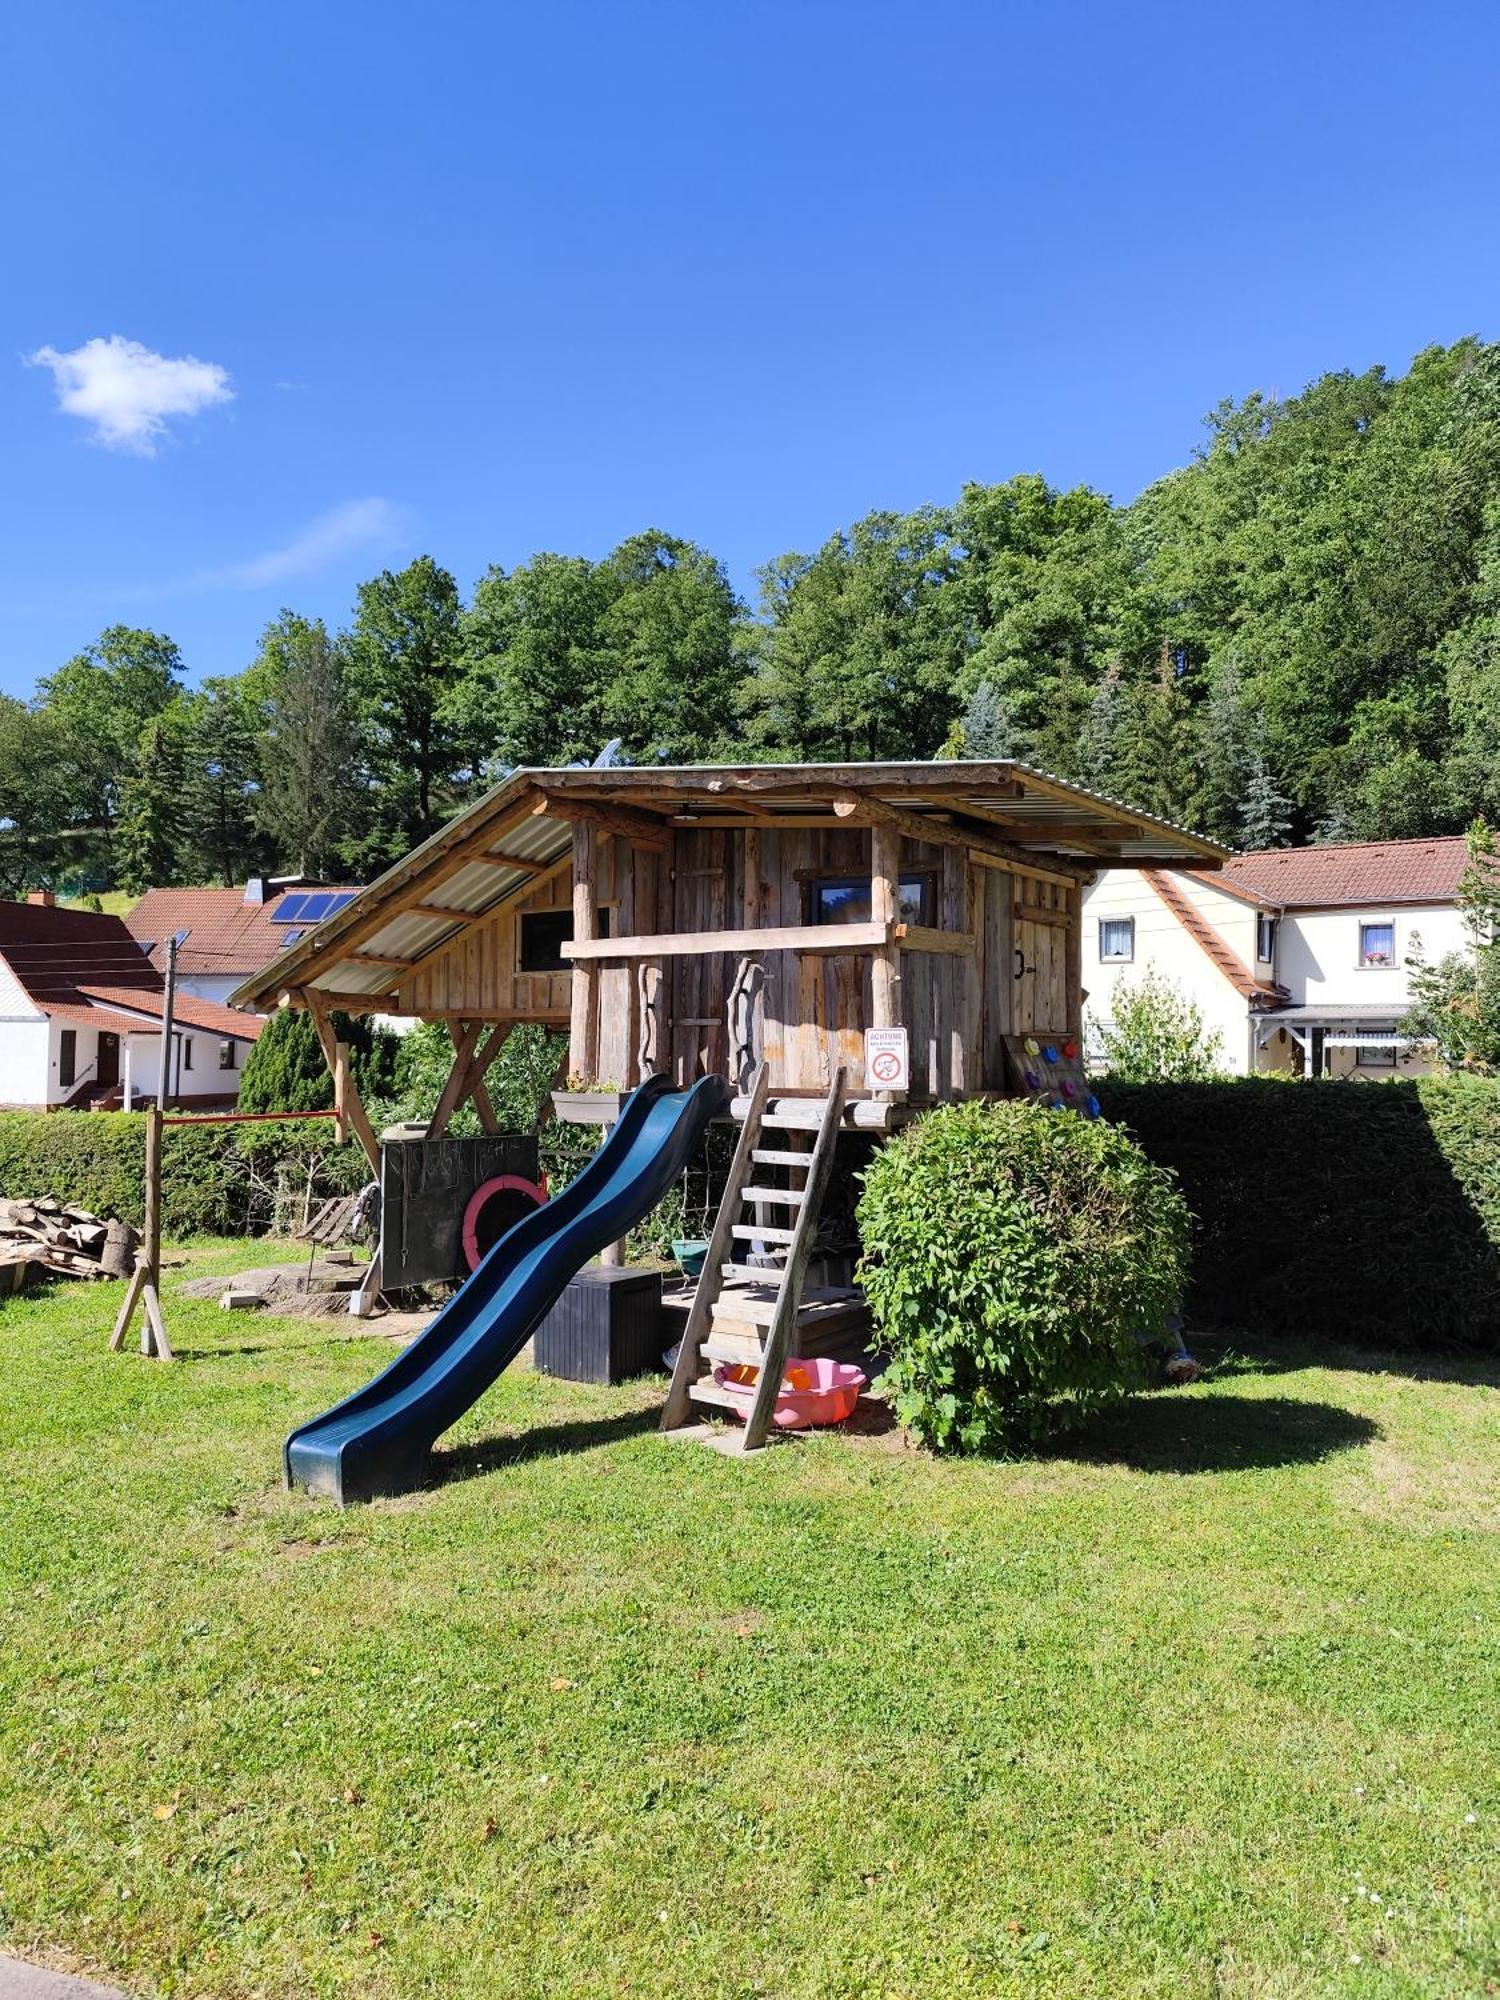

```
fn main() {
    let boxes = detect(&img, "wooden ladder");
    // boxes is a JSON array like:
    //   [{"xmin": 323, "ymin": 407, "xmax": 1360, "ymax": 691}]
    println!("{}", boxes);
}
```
[{"xmin": 661, "ymin": 1063, "xmax": 848, "ymax": 1451}]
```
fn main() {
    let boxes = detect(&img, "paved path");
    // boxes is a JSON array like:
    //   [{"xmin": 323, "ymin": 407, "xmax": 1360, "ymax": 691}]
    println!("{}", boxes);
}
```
[{"xmin": 0, "ymin": 1961, "xmax": 126, "ymax": 1999}]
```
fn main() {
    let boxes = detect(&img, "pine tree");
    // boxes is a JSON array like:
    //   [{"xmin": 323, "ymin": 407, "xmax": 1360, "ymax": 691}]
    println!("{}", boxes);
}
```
[
  {"xmin": 1239, "ymin": 755, "xmax": 1293, "ymax": 850},
  {"xmin": 1075, "ymin": 661, "xmax": 1125, "ymax": 793},
  {"xmin": 958, "ymin": 678, "xmax": 1019, "ymax": 758},
  {"xmin": 254, "ymin": 613, "xmax": 360, "ymax": 878},
  {"xmin": 117, "ymin": 714, "xmax": 187, "ymax": 894}
]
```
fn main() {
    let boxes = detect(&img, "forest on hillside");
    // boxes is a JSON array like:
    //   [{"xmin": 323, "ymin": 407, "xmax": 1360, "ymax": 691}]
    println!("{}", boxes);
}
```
[{"xmin": 5, "ymin": 337, "xmax": 1499, "ymax": 897}]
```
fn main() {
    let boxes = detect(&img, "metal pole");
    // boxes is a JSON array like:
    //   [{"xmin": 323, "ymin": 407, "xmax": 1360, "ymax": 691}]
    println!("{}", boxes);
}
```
[{"xmin": 159, "ymin": 934, "xmax": 178, "ymax": 1112}]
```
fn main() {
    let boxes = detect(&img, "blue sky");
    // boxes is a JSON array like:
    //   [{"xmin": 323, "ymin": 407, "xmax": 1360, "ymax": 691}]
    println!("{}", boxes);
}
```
[{"xmin": 4, "ymin": 0, "xmax": 1499, "ymax": 696}]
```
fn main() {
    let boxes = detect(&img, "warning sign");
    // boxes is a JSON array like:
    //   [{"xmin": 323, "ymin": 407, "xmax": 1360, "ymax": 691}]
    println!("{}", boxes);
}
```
[{"xmin": 864, "ymin": 1026, "xmax": 910, "ymax": 1092}]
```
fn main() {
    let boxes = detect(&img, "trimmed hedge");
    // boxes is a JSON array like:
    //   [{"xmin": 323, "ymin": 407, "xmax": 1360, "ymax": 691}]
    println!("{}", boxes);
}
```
[
  {"xmin": 0, "ymin": 1113, "xmax": 369, "ymax": 1240},
  {"xmin": 1095, "ymin": 1077, "xmax": 1500, "ymax": 1349}
]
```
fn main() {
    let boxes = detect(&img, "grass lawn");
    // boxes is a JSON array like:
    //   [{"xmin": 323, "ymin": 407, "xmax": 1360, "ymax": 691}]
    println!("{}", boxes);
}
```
[{"xmin": 1, "ymin": 1241, "xmax": 1496, "ymax": 1999}]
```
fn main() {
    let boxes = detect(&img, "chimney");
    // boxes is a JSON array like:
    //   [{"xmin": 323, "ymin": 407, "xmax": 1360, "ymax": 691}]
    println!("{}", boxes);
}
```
[
  {"xmin": 26, "ymin": 890, "xmax": 56, "ymax": 907},
  {"xmin": 243, "ymin": 877, "xmax": 268, "ymax": 905}
]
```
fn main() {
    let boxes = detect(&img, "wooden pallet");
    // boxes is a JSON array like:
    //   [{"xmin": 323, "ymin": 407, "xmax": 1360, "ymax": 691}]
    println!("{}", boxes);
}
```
[{"xmin": 661, "ymin": 1062, "xmax": 849, "ymax": 1452}]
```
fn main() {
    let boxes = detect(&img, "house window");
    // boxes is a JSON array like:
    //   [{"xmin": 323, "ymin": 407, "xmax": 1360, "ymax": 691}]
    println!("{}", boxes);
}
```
[
  {"xmin": 182, "ymin": 1038, "xmax": 194, "ymax": 1072},
  {"xmin": 218, "ymin": 1040, "xmax": 238, "ymax": 1071},
  {"xmin": 519, "ymin": 907, "xmax": 610, "ymax": 974},
  {"xmin": 1358, "ymin": 920, "xmax": 1395, "ymax": 968},
  {"xmin": 1354, "ymin": 1037, "xmax": 1397, "ymax": 1071},
  {"xmin": 1256, "ymin": 914, "xmax": 1277, "ymax": 963},
  {"xmin": 59, "ymin": 1028, "xmax": 77, "ymax": 1088},
  {"xmin": 812, "ymin": 875, "xmax": 933, "ymax": 927},
  {"xmin": 1098, "ymin": 916, "xmax": 1135, "ymax": 964}
]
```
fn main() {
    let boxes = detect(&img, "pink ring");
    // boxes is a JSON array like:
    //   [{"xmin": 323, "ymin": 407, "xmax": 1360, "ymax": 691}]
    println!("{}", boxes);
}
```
[{"xmin": 461, "ymin": 1174, "xmax": 546, "ymax": 1271}]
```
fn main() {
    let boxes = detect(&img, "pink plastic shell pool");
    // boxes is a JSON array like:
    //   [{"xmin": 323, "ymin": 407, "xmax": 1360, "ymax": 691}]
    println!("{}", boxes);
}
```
[{"xmin": 710, "ymin": 1356, "xmax": 867, "ymax": 1428}]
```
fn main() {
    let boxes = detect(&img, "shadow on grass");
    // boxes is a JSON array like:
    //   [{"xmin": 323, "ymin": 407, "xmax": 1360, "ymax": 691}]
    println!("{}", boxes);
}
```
[
  {"xmin": 429, "ymin": 1404, "xmax": 661, "ymax": 1483},
  {"xmin": 1060, "ymin": 1391, "xmax": 1379, "ymax": 1475},
  {"xmin": 1192, "ymin": 1335, "xmax": 1500, "ymax": 1393}
]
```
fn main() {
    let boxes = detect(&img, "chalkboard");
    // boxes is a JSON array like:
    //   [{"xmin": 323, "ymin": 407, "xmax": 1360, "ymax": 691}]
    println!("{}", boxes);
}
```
[{"xmin": 380, "ymin": 1133, "xmax": 542, "ymax": 1287}]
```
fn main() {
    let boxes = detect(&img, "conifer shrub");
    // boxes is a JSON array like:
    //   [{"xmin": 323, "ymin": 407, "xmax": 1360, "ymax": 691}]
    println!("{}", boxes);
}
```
[{"xmin": 857, "ymin": 1099, "xmax": 1191, "ymax": 1453}]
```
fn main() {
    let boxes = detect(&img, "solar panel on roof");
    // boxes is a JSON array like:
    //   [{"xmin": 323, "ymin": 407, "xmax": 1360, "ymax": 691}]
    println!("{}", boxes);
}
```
[
  {"xmin": 273, "ymin": 893, "xmax": 309, "ymax": 924},
  {"xmin": 326, "ymin": 891, "xmax": 355, "ymax": 917},
  {"xmin": 298, "ymin": 892, "xmax": 333, "ymax": 922}
]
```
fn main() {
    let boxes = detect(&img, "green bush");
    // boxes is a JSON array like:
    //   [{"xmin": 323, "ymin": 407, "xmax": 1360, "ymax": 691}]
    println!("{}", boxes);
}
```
[
  {"xmin": 1095, "ymin": 1076, "xmax": 1500, "ymax": 1348},
  {"xmin": 0, "ymin": 1112, "xmax": 369, "ymax": 1240},
  {"xmin": 857, "ymin": 1099, "xmax": 1191, "ymax": 1453},
  {"xmin": 238, "ymin": 1008, "xmax": 399, "ymax": 1114}
]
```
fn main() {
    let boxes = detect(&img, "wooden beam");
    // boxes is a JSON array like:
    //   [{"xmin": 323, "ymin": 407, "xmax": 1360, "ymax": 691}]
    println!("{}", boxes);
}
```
[
  {"xmin": 411, "ymin": 902, "xmax": 476, "ymax": 920},
  {"xmin": 535, "ymin": 791, "xmax": 671, "ymax": 852},
  {"xmin": 895, "ymin": 925, "xmax": 975, "ymax": 957},
  {"xmin": 568, "ymin": 821, "xmax": 599, "ymax": 1082},
  {"xmin": 562, "ymin": 920, "xmax": 891, "ymax": 962},
  {"xmin": 428, "ymin": 1018, "xmax": 484, "ymax": 1138},
  {"xmin": 305, "ymin": 993, "xmax": 381, "ymax": 1171},
  {"xmin": 870, "ymin": 821, "xmax": 902, "ymax": 1060},
  {"xmin": 449, "ymin": 1019, "xmax": 511, "ymax": 1133},
  {"xmin": 297, "ymin": 986, "xmax": 401, "ymax": 1011},
  {"xmin": 347, "ymin": 950, "xmax": 422, "ymax": 968},
  {"xmin": 465, "ymin": 850, "xmax": 544, "ymax": 870},
  {"xmin": 835, "ymin": 792, "xmax": 1086, "ymax": 890}
]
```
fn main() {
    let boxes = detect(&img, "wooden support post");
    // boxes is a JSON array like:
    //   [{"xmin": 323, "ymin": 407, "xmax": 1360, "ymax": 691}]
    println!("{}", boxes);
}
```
[
  {"xmin": 305, "ymin": 996, "xmax": 381, "ymax": 1172},
  {"xmin": 1066, "ymin": 877, "xmax": 1085, "ymax": 1043},
  {"xmin": 109, "ymin": 1103, "xmax": 172, "ymax": 1360},
  {"xmin": 870, "ymin": 821, "xmax": 903, "ymax": 1101},
  {"xmin": 568, "ymin": 820, "xmax": 599, "ymax": 1084},
  {"xmin": 447, "ymin": 1020, "xmax": 510, "ymax": 1133},
  {"xmin": 428, "ymin": 1019, "xmax": 485, "ymax": 1138}
]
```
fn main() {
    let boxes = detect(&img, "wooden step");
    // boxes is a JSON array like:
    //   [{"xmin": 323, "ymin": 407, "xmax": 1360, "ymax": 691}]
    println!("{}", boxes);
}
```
[
  {"xmin": 730, "ymin": 1223, "xmax": 798, "ymax": 1245},
  {"xmin": 740, "ymin": 1185, "xmax": 805, "ymax": 1207},
  {"xmin": 700, "ymin": 1334, "xmax": 765, "ymax": 1364},
  {"xmin": 687, "ymin": 1378, "xmax": 746, "ymax": 1411},
  {"xmin": 722, "ymin": 1260, "xmax": 785, "ymax": 1281},
  {"xmin": 714, "ymin": 1284, "xmax": 860, "ymax": 1327},
  {"xmin": 750, "ymin": 1149, "xmax": 812, "ymax": 1168}
]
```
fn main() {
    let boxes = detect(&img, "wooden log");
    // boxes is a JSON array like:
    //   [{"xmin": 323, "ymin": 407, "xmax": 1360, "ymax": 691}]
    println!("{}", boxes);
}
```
[
  {"xmin": 563, "ymin": 920, "xmax": 891, "ymax": 962},
  {"xmin": 832, "ymin": 792, "xmax": 1086, "ymax": 889},
  {"xmin": 568, "ymin": 820, "xmax": 600, "ymax": 1082},
  {"xmin": 536, "ymin": 791, "xmax": 671, "ymax": 852}
]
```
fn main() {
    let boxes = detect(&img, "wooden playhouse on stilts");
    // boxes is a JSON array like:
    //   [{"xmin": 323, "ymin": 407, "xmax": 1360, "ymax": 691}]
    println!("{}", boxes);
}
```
[{"xmin": 232, "ymin": 763, "xmax": 1223, "ymax": 1455}]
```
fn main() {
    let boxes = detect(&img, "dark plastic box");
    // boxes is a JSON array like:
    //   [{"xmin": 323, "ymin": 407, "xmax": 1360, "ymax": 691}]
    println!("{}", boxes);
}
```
[{"xmin": 533, "ymin": 1266, "xmax": 665, "ymax": 1384}]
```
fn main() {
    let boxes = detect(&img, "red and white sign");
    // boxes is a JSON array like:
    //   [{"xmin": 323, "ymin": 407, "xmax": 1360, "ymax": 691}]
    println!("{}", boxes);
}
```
[{"xmin": 864, "ymin": 1026, "xmax": 910, "ymax": 1091}]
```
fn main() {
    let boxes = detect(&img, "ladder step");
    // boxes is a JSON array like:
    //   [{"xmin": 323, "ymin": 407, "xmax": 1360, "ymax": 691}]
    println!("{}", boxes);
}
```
[
  {"xmin": 730, "ymin": 1223, "xmax": 799, "ymax": 1245},
  {"xmin": 688, "ymin": 1378, "xmax": 747, "ymax": 1411},
  {"xmin": 722, "ymin": 1260, "xmax": 784, "ymax": 1281},
  {"xmin": 750, "ymin": 1149, "xmax": 812, "ymax": 1168},
  {"xmin": 758, "ymin": 1108, "xmax": 824, "ymax": 1130},
  {"xmin": 740, "ymin": 1185, "xmax": 806, "ymax": 1207},
  {"xmin": 715, "ymin": 1284, "xmax": 857, "ymax": 1327},
  {"xmin": 700, "ymin": 1334, "xmax": 766, "ymax": 1364}
]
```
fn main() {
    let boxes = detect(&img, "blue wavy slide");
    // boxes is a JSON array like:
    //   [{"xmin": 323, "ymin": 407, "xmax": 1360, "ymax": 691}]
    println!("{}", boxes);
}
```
[{"xmin": 285, "ymin": 1072, "xmax": 731, "ymax": 1503}]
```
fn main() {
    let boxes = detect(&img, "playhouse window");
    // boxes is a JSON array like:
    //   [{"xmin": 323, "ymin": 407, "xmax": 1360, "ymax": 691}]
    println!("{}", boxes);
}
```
[
  {"xmin": 1359, "ymin": 920, "xmax": 1395, "ymax": 968},
  {"xmin": 59, "ymin": 1028, "xmax": 76, "ymax": 1088},
  {"xmin": 1256, "ymin": 913, "xmax": 1277, "ymax": 962},
  {"xmin": 519, "ymin": 907, "xmax": 610, "ymax": 974},
  {"xmin": 813, "ymin": 874, "xmax": 932, "ymax": 928},
  {"xmin": 1098, "ymin": 916, "xmax": 1135, "ymax": 963}
]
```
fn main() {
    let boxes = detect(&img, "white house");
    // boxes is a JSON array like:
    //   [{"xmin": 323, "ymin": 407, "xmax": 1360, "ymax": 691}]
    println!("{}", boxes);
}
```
[
  {"xmin": 1083, "ymin": 837, "xmax": 1470, "ymax": 1078},
  {"xmin": 0, "ymin": 895, "xmax": 262, "ymax": 1110}
]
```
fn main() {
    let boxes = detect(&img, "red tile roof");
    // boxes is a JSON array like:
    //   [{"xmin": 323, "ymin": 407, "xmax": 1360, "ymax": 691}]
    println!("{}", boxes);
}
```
[
  {"xmin": 1141, "ymin": 870, "xmax": 1289, "ymax": 1008},
  {"xmin": 125, "ymin": 882, "xmax": 360, "ymax": 978},
  {"xmin": 0, "ymin": 903, "xmax": 259, "ymax": 1040},
  {"xmin": 1216, "ymin": 837, "xmax": 1469, "ymax": 910}
]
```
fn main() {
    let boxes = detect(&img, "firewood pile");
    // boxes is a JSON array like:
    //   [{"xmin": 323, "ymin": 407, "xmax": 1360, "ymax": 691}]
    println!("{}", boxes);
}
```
[{"xmin": 0, "ymin": 1197, "xmax": 137, "ymax": 1286}]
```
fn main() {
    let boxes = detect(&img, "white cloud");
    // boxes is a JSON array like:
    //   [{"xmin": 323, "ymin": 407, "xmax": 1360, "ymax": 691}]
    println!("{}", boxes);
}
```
[
  {"xmin": 223, "ymin": 498, "xmax": 409, "ymax": 588},
  {"xmin": 26, "ymin": 334, "xmax": 233, "ymax": 453}
]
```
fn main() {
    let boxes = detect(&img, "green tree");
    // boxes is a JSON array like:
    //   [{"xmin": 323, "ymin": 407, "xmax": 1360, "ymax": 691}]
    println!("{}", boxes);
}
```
[
  {"xmin": 460, "ymin": 553, "xmax": 615, "ymax": 768},
  {"xmin": 597, "ymin": 532, "xmax": 742, "ymax": 760},
  {"xmin": 38, "ymin": 627, "xmax": 185, "ymax": 871},
  {"xmin": 742, "ymin": 508, "xmax": 966, "ymax": 759},
  {"xmin": 253, "ymin": 612, "xmax": 361, "ymax": 877},
  {"xmin": 1093, "ymin": 968, "xmax": 1227, "ymax": 1081},
  {"xmin": 180, "ymin": 676, "xmax": 265, "ymax": 885},
  {"xmin": 117, "ymin": 711, "xmax": 188, "ymax": 894},
  {"xmin": 342, "ymin": 557, "xmax": 468, "ymax": 869},
  {"xmin": 238, "ymin": 1006, "xmax": 398, "ymax": 1113},
  {"xmin": 1403, "ymin": 820, "xmax": 1500, "ymax": 1072}
]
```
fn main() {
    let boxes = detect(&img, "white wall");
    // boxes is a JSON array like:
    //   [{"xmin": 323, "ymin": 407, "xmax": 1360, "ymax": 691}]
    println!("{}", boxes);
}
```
[
  {"xmin": 1082, "ymin": 871, "xmax": 1255, "ymax": 1074},
  {"xmin": 0, "ymin": 956, "xmax": 50, "ymax": 1105},
  {"xmin": 176, "ymin": 972, "xmax": 246, "ymax": 1009},
  {"xmin": 1275, "ymin": 903, "xmax": 1467, "ymax": 1011},
  {"xmin": 123, "ymin": 1028, "xmax": 249, "ymax": 1106}
]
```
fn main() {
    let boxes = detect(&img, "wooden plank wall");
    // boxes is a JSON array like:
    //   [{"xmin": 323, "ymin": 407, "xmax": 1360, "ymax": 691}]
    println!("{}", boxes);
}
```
[{"xmin": 395, "ymin": 822, "xmax": 1083, "ymax": 1101}]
